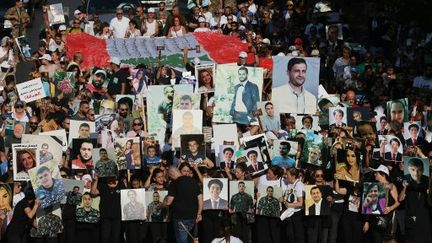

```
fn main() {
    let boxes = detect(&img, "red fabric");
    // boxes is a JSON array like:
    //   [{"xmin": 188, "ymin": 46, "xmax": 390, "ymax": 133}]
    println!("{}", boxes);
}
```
[{"xmin": 66, "ymin": 33, "xmax": 110, "ymax": 70}]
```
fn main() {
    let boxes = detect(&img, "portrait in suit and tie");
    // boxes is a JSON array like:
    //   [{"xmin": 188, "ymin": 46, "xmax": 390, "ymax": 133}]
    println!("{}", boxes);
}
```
[
  {"xmin": 246, "ymin": 149, "xmax": 265, "ymax": 174},
  {"xmin": 306, "ymin": 186, "xmax": 331, "ymax": 216},
  {"xmin": 404, "ymin": 123, "xmax": 424, "ymax": 147},
  {"xmin": 329, "ymin": 108, "xmax": 347, "ymax": 128},
  {"xmin": 384, "ymin": 137, "xmax": 403, "ymax": 162},
  {"xmin": 203, "ymin": 178, "xmax": 228, "ymax": 210},
  {"xmin": 229, "ymin": 66, "xmax": 260, "ymax": 124},
  {"xmin": 377, "ymin": 116, "xmax": 388, "ymax": 135},
  {"xmin": 219, "ymin": 146, "xmax": 236, "ymax": 170}
]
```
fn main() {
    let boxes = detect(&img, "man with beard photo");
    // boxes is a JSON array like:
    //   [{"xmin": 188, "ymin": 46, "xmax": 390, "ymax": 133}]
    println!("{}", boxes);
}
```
[{"xmin": 72, "ymin": 140, "xmax": 94, "ymax": 170}]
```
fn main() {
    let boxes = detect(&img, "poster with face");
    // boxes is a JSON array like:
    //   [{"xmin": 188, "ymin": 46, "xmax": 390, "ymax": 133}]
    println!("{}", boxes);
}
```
[
  {"xmin": 195, "ymin": 63, "xmax": 215, "ymax": 93},
  {"xmin": 256, "ymin": 185, "xmax": 282, "ymax": 217},
  {"xmin": 272, "ymin": 56, "xmax": 319, "ymax": 115},
  {"xmin": 295, "ymin": 115, "xmax": 319, "ymax": 131},
  {"xmin": 355, "ymin": 121, "xmax": 378, "ymax": 147},
  {"xmin": 334, "ymin": 149, "xmax": 360, "ymax": 183},
  {"xmin": 142, "ymin": 137, "xmax": 161, "ymax": 166},
  {"xmin": 213, "ymin": 64, "xmax": 263, "ymax": 124},
  {"xmin": 121, "ymin": 189, "xmax": 146, "ymax": 221},
  {"xmin": 76, "ymin": 193, "xmax": 100, "ymax": 223},
  {"xmin": 92, "ymin": 148, "xmax": 118, "ymax": 178},
  {"xmin": 403, "ymin": 122, "xmax": 424, "ymax": 147},
  {"xmin": 326, "ymin": 24, "xmax": 343, "ymax": 41},
  {"xmin": 172, "ymin": 109, "xmax": 203, "ymax": 148},
  {"xmin": 69, "ymin": 120, "xmax": 96, "ymax": 145},
  {"xmin": 22, "ymin": 134, "xmax": 63, "ymax": 166},
  {"xmin": 258, "ymin": 101, "xmax": 281, "ymax": 132},
  {"xmin": 403, "ymin": 157, "xmax": 429, "ymax": 188},
  {"xmin": 229, "ymin": 180, "xmax": 254, "ymax": 213},
  {"xmin": 70, "ymin": 139, "xmax": 98, "ymax": 170},
  {"xmin": 242, "ymin": 147, "xmax": 267, "ymax": 176},
  {"xmin": 213, "ymin": 124, "xmax": 239, "ymax": 156},
  {"xmin": 329, "ymin": 107, "xmax": 347, "ymax": 128},
  {"xmin": 217, "ymin": 145, "xmax": 236, "ymax": 169},
  {"xmin": 203, "ymin": 178, "xmax": 229, "ymax": 210},
  {"xmin": 147, "ymin": 85, "xmax": 173, "ymax": 134},
  {"xmin": 173, "ymin": 93, "xmax": 201, "ymax": 110},
  {"xmin": 382, "ymin": 135, "xmax": 403, "ymax": 162},
  {"xmin": 305, "ymin": 185, "xmax": 331, "ymax": 216},
  {"xmin": 0, "ymin": 183, "xmax": 12, "ymax": 214},
  {"xmin": 347, "ymin": 107, "xmax": 369, "ymax": 127},
  {"xmin": 271, "ymin": 140, "xmax": 297, "ymax": 168},
  {"xmin": 361, "ymin": 182, "xmax": 388, "ymax": 215},
  {"xmin": 387, "ymin": 98, "xmax": 408, "ymax": 123},
  {"xmin": 115, "ymin": 137, "xmax": 142, "ymax": 170},
  {"xmin": 29, "ymin": 160, "xmax": 65, "ymax": 209},
  {"xmin": 61, "ymin": 179, "xmax": 85, "ymax": 204},
  {"xmin": 13, "ymin": 144, "xmax": 39, "ymax": 181},
  {"xmin": 145, "ymin": 190, "xmax": 169, "ymax": 222},
  {"xmin": 130, "ymin": 68, "xmax": 149, "ymax": 95},
  {"xmin": 180, "ymin": 134, "xmax": 206, "ymax": 165}
]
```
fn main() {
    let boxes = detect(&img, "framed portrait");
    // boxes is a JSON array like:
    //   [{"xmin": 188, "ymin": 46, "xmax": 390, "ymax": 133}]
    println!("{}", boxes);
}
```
[
  {"xmin": 28, "ymin": 160, "xmax": 65, "ymax": 209},
  {"xmin": 328, "ymin": 107, "xmax": 348, "ymax": 128},
  {"xmin": 172, "ymin": 109, "xmax": 203, "ymax": 148},
  {"xmin": 70, "ymin": 138, "xmax": 98, "ymax": 170},
  {"xmin": 334, "ymin": 149, "xmax": 360, "ymax": 183},
  {"xmin": 294, "ymin": 114, "xmax": 319, "ymax": 131},
  {"xmin": 130, "ymin": 68, "xmax": 149, "ymax": 95},
  {"xmin": 21, "ymin": 134, "xmax": 63, "ymax": 166},
  {"xmin": 145, "ymin": 190, "xmax": 169, "ymax": 222},
  {"xmin": 13, "ymin": 144, "xmax": 39, "ymax": 181},
  {"xmin": 147, "ymin": 85, "xmax": 173, "ymax": 134},
  {"xmin": 114, "ymin": 137, "xmax": 142, "ymax": 170},
  {"xmin": 305, "ymin": 185, "xmax": 332, "ymax": 216},
  {"xmin": 61, "ymin": 179, "xmax": 85, "ymax": 204},
  {"xmin": 347, "ymin": 107, "xmax": 369, "ymax": 127},
  {"xmin": 271, "ymin": 140, "xmax": 297, "ymax": 168},
  {"xmin": 121, "ymin": 189, "xmax": 146, "ymax": 221},
  {"xmin": 256, "ymin": 185, "xmax": 282, "ymax": 217},
  {"xmin": 258, "ymin": 101, "xmax": 281, "ymax": 133},
  {"xmin": 361, "ymin": 182, "xmax": 388, "ymax": 215},
  {"xmin": 203, "ymin": 178, "xmax": 229, "ymax": 210},
  {"xmin": 403, "ymin": 122, "xmax": 424, "ymax": 147},
  {"xmin": 213, "ymin": 63, "xmax": 263, "ymax": 124},
  {"xmin": 48, "ymin": 3, "xmax": 66, "ymax": 25},
  {"xmin": 195, "ymin": 63, "xmax": 215, "ymax": 93},
  {"xmin": 403, "ymin": 156, "xmax": 429, "ymax": 188},
  {"xmin": 272, "ymin": 56, "xmax": 319, "ymax": 115},
  {"xmin": 141, "ymin": 137, "xmax": 161, "ymax": 166},
  {"xmin": 386, "ymin": 98, "xmax": 408, "ymax": 123},
  {"xmin": 180, "ymin": 134, "xmax": 206, "ymax": 165},
  {"xmin": 217, "ymin": 145, "xmax": 237, "ymax": 169},
  {"xmin": 229, "ymin": 180, "xmax": 254, "ymax": 213},
  {"xmin": 92, "ymin": 148, "xmax": 118, "ymax": 178},
  {"xmin": 212, "ymin": 124, "xmax": 239, "ymax": 156},
  {"xmin": 325, "ymin": 24, "xmax": 343, "ymax": 41},
  {"xmin": 68, "ymin": 120, "xmax": 96, "ymax": 145}
]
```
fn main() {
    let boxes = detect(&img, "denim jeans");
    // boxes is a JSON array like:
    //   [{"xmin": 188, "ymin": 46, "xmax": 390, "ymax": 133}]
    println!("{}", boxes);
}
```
[{"xmin": 173, "ymin": 219, "xmax": 196, "ymax": 243}]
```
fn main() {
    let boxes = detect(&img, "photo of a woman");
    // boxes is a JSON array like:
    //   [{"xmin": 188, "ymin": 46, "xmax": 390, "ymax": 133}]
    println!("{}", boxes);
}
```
[
  {"xmin": 16, "ymin": 149, "xmax": 37, "ymax": 179},
  {"xmin": 334, "ymin": 148, "xmax": 360, "ymax": 182},
  {"xmin": 197, "ymin": 69, "xmax": 214, "ymax": 93},
  {"xmin": 125, "ymin": 139, "xmax": 134, "ymax": 169},
  {"xmin": 131, "ymin": 68, "xmax": 148, "ymax": 95}
]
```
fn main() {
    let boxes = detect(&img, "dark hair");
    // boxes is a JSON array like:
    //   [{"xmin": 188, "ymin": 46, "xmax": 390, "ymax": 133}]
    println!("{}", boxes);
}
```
[
  {"xmin": 287, "ymin": 167, "xmax": 300, "ymax": 178},
  {"xmin": 238, "ymin": 66, "xmax": 248, "ymax": 74},
  {"xmin": 287, "ymin": 57, "xmax": 307, "ymax": 71},
  {"xmin": 268, "ymin": 165, "xmax": 283, "ymax": 178},
  {"xmin": 180, "ymin": 94, "xmax": 192, "ymax": 102},
  {"xmin": 302, "ymin": 115, "xmax": 313, "ymax": 124},
  {"xmin": 79, "ymin": 123, "xmax": 90, "ymax": 129},
  {"xmin": 247, "ymin": 150, "xmax": 258, "ymax": 158},
  {"xmin": 407, "ymin": 157, "xmax": 424, "ymax": 169},
  {"xmin": 238, "ymin": 181, "xmax": 245, "ymax": 186},
  {"xmin": 344, "ymin": 148, "xmax": 359, "ymax": 170},
  {"xmin": 223, "ymin": 147, "xmax": 234, "ymax": 154},
  {"xmin": 99, "ymin": 148, "xmax": 107, "ymax": 153},
  {"xmin": 333, "ymin": 109, "xmax": 344, "ymax": 116},
  {"xmin": 264, "ymin": 102, "xmax": 273, "ymax": 109},
  {"xmin": 207, "ymin": 179, "xmax": 223, "ymax": 190},
  {"xmin": 36, "ymin": 166, "xmax": 50, "ymax": 175},
  {"xmin": 310, "ymin": 186, "xmax": 320, "ymax": 194},
  {"xmin": 408, "ymin": 123, "xmax": 419, "ymax": 131},
  {"xmin": 389, "ymin": 138, "xmax": 401, "ymax": 147},
  {"xmin": 151, "ymin": 168, "xmax": 164, "ymax": 183},
  {"xmin": 279, "ymin": 141, "xmax": 291, "ymax": 151}
]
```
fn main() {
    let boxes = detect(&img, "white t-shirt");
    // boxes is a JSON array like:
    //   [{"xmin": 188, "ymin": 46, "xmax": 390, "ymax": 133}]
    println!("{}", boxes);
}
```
[
  {"xmin": 281, "ymin": 178, "xmax": 305, "ymax": 213},
  {"xmin": 110, "ymin": 16, "xmax": 130, "ymax": 38},
  {"xmin": 211, "ymin": 236, "xmax": 243, "ymax": 243}
]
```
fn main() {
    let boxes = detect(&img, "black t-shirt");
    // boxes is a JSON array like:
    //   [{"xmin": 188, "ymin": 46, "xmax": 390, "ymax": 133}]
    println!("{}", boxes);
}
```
[
  {"xmin": 7, "ymin": 199, "xmax": 30, "ymax": 234},
  {"xmin": 168, "ymin": 176, "xmax": 201, "ymax": 220},
  {"xmin": 107, "ymin": 69, "xmax": 130, "ymax": 96},
  {"xmin": 98, "ymin": 181, "xmax": 125, "ymax": 219}
]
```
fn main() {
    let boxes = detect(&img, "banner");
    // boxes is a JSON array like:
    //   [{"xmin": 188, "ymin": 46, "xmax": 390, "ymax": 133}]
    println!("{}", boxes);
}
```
[{"xmin": 16, "ymin": 78, "xmax": 47, "ymax": 103}]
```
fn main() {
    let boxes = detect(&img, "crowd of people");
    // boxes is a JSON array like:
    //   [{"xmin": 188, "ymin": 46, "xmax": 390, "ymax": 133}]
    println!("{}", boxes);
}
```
[{"xmin": 0, "ymin": 0, "xmax": 432, "ymax": 243}]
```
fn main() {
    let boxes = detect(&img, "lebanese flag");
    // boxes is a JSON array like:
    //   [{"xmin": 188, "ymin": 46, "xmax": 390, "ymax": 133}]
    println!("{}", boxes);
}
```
[{"xmin": 65, "ymin": 32, "xmax": 272, "ymax": 70}]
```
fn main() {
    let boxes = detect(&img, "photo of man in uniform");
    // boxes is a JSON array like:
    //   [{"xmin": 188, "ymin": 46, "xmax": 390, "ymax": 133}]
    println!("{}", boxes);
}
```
[
  {"xmin": 94, "ymin": 148, "xmax": 117, "ymax": 177},
  {"xmin": 35, "ymin": 166, "xmax": 66, "ymax": 209},
  {"xmin": 230, "ymin": 67, "xmax": 259, "ymax": 124},
  {"xmin": 122, "ymin": 190, "xmax": 146, "ymax": 221},
  {"xmin": 147, "ymin": 191, "xmax": 168, "ymax": 222},
  {"xmin": 39, "ymin": 143, "xmax": 54, "ymax": 164}
]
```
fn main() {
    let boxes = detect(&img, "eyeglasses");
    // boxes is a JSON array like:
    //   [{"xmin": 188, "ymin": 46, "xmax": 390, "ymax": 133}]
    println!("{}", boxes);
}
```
[
  {"xmin": 116, "ymin": 12, "xmax": 123, "ymax": 15},
  {"xmin": 315, "ymin": 174, "xmax": 323, "ymax": 178},
  {"xmin": 133, "ymin": 123, "xmax": 143, "ymax": 126},
  {"xmin": 15, "ymin": 105, "xmax": 24, "ymax": 109},
  {"xmin": 120, "ymin": 108, "xmax": 129, "ymax": 111}
]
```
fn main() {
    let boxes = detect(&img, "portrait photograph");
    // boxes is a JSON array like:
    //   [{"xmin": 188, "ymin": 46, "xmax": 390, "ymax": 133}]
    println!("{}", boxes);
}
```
[
  {"xmin": 121, "ymin": 188, "xmax": 146, "ymax": 221},
  {"xmin": 256, "ymin": 185, "xmax": 282, "ymax": 217},
  {"xmin": 13, "ymin": 144, "xmax": 39, "ymax": 181},
  {"xmin": 213, "ymin": 63, "xmax": 263, "ymax": 124},
  {"xmin": 28, "ymin": 160, "xmax": 65, "ymax": 209},
  {"xmin": 173, "ymin": 92, "xmax": 201, "ymax": 110},
  {"xmin": 382, "ymin": 135, "xmax": 403, "ymax": 162},
  {"xmin": 272, "ymin": 56, "xmax": 320, "ymax": 115},
  {"xmin": 212, "ymin": 124, "xmax": 239, "ymax": 156},
  {"xmin": 76, "ymin": 193, "xmax": 100, "ymax": 224},
  {"xmin": 242, "ymin": 147, "xmax": 267, "ymax": 176},
  {"xmin": 35, "ymin": 204, "xmax": 62, "ymax": 228},
  {"xmin": 303, "ymin": 141, "xmax": 325, "ymax": 167},
  {"xmin": 48, "ymin": 3, "xmax": 66, "ymax": 25},
  {"xmin": 141, "ymin": 137, "xmax": 161, "ymax": 166},
  {"xmin": 130, "ymin": 68, "xmax": 149, "ymax": 95},
  {"xmin": 355, "ymin": 121, "xmax": 378, "ymax": 147},
  {"xmin": 347, "ymin": 107, "xmax": 369, "ymax": 127},
  {"xmin": 203, "ymin": 178, "xmax": 229, "ymax": 210},
  {"xmin": 70, "ymin": 138, "xmax": 98, "ymax": 170},
  {"xmin": 172, "ymin": 109, "xmax": 203, "ymax": 148},
  {"xmin": 145, "ymin": 190, "xmax": 169, "ymax": 222},
  {"xmin": 115, "ymin": 137, "xmax": 142, "ymax": 170},
  {"xmin": 387, "ymin": 98, "xmax": 408, "ymax": 123},
  {"xmin": 361, "ymin": 182, "xmax": 388, "ymax": 215},
  {"xmin": 92, "ymin": 148, "xmax": 118, "ymax": 178},
  {"xmin": 403, "ymin": 157, "xmax": 429, "ymax": 188},
  {"xmin": 258, "ymin": 101, "xmax": 281, "ymax": 133},
  {"xmin": 271, "ymin": 140, "xmax": 298, "ymax": 168},
  {"xmin": 326, "ymin": 24, "xmax": 344, "ymax": 40},
  {"xmin": 22, "ymin": 134, "xmax": 63, "ymax": 166},
  {"xmin": 180, "ymin": 134, "xmax": 206, "ymax": 165},
  {"xmin": 229, "ymin": 180, "xmax": 254, "ymax": 213},
  {"xmin": 294, "ymin": 114, "xmax": 319, "ymax": 131},
  {"xmin": 403, "ymin": 122, "xmax": 424, "ymax": 147},
  {"xmin": 305, "ymin": 185, "xmax": 332, "ymax": 216},
  {"xmin": 61, "ymin": 178, "xmax": 85, "ymax": 204},
  {"xmin": 195, "ymin": 63, "xmax": 215, "ymax": 93},
  {"xmin": 334, "ymin": 148, "xmax": 360, "ymax": 183},
  {"xmin": 328, "ymin": 107, "xmax": 348, "ymax": 128},
  {"xmin": 241, "ymin": 134, "xmax": 272, "ymax": 165},
  {"xmin": 68, "ymin": 120, "xmax": 96, "ymax": 145},
  {"xmin": 217, "ymin": 145, "xmax": 237, "ymax": 170},
  {"xmin": 0, "ymin": 183, "xmax": 13, "ymax": 216},
  {"xmin": 147, "ymin": 85, "xmax": 173, "ymax": 135}
]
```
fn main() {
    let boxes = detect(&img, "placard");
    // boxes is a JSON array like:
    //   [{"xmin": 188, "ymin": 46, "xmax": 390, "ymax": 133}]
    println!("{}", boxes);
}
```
[{"xmin": 16, "ymin": 78, "xmax": 47, "ymax": 103}]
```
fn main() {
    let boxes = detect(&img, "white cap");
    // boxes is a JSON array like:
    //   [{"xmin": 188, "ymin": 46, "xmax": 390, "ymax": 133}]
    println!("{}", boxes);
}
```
[
  {"xmin": 373, "ymin": 165, "xmax": 389, "ymax": 176},
  {"xmin": 110, "ymin": 57, "xmax": 121, "ymax": 66},
  {"xmin": 261, "ymin": 38, "xmax": 271, "ymax": 45},
  {"xmin": 276, "ymin": 52, "xmax": 285, "ymax": 56},
  {"xmin": 82, "ymin": 174, "xmax": 92, "ymax": 182},
  {"xmin": 59, "ymin": 24, "xmax": 66, "ymax": 31},
  {"xmin": 291, "ymin": 51, "xmax": 299, "ymax": 56},
  {"xmin": 311, "ymin": 49, "xmax": 320, "ymax": 56},
  {"xmin": 148, "ymin": 7, "xmax": 155, "ymax": 13},
  {"xmin": 94, "ymin": 69, "xmax": 107, "ymax": 77},
  {"xmin": 198, "ymin": 17, "xmax": 206, "ymax": 23},
  {"xmin": 192, "ymin": 57, "xmax": 201, "ymax": 65},
  {"xmin": 239, "ymin": 25, "xmax": 246, "ymax": 31},
  {"xmin": 288, "ymin": 45, "xmax": 297, "ymax": 51},
  {"xmin": 239, "ymin": 51, "xmax": 248, "ymax": 58},
  {"xmin": 74, "ymin": 9, "xmax": 82, "ymax": 16},
  {"xmin": 39, "ymin": 54, "xmax": 52, "ymax": 61}
]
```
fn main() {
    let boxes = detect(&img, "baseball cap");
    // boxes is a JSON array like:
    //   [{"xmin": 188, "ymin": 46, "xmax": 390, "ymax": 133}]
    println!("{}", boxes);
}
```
[
  {"xmin": 58, "ymin": 24, "xmax": 67, "ymax": 31},
  {"xmin": 110, "ymin": 57, "xmax": 121, "ymax": 66},
  {"xmin": 148, "ymin": 7, "xmax": 155, "ymax": 13},
  {"xmin": 261, "ymin": 38, "xmax": 271, "ymax": 45},
  {"xmin": 94, "ymin": 69, "xmax": 107, "ymax": 77},
  {"xmin": 192, "ymin": 57, "xmax": 201, "ymax": 65},
  {"xmin": 198, "ymin": 17, "xmax": 206, "ymax": 23},
  {"xmin": 373, "ymin": 165, "xmax": 389, "ymax": 176},
  {"xmin": 239, "ymin": 51, "xmax": 248, "ymax": 58},
  {"xmin": 39, "ymin": 54, "xmax": 52, "ymax": 61},
  {"xmin": 74, "ymin": 9, "xmax": 82, "ymax": 16}
]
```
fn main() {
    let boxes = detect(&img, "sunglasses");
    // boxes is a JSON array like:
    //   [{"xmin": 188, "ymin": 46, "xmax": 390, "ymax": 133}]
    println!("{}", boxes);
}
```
[
  {"xmin": 29, "ymin": 122, "xmax": 38, "ymax": 125},
  {"xmin": 315, "ymin": 174, "xmax": 323, "ymax": 178},
  {"xmin": 133, "ymin": 123, "xmax": 142, "ymax": 126},
  {"xmin": 120, "ymin": 108, "xmax": 129, "ymax": 111},
  {"xmin": 15, "ymin": 105, "xmax": 24, "ymax": 109}
]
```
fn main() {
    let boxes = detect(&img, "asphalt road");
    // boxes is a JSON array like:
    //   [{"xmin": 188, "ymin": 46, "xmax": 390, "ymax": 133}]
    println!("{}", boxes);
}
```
[{"xmin": 15, "ymin": 0, "xmax": 82, "ymax": 83}]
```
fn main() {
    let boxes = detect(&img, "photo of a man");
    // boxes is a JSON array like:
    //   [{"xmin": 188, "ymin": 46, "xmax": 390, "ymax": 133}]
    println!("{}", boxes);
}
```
[
  {"xmin": 180, "ymin": 135, "xmax": 206, "ymax": 164},
  {"xmin": 39, "ymin": 143, "xmax": 54, "ymax": 164},
  {"xmin": 404, "ymin": 157, "xmax": 429, "ymax": 188},
  {"xmin": 256, "ymin": 186, "xmax": 281, "ymax": 217},
  {"xmin": 158, "ymin": 86, "xmax": 174, "ymax": 128},
  {"xmin": 94, "ymin": 148, "xmax": 118, "ymax": 178},
  {"xmin": 306, "ymin": 186, "xmax": 330, "ymax": 216},
  {"xmin": 229, "ymin": 181, "xmax": 254, "ymax": 213},
  {"xmin": 272, "ymin": 141, "xmax": 296, "ymax": 168},
  {"xmin": 203, "ymin": 178, "xmax": 228, "ymax": 210},
  {"xmin": 146, "ymin": 191, "xmax": 168, "ymax": 222},
  {"xmin": 307, "ymin": 145, "xmax": 322, "ymax": 166},
  {"xmin": 33, "ymin": 164, "xmax": 66, "ymax": 209},
  {"xmin": 405, "ymin": 123, "xmax": 424, "ymax": 146},
  {"xmin": 383, "ymin": 138, "xmax": 403, "ymax": 162},
  {"xmin": 246, "ymin": 149, "xmax": 265, "ymax": 174},
  {"xmin": 122, "ymin": 189, "xmax": 146, "ymax": 221},
  {"xmin": 260, "ymin": 102, "xmax": 281, "ymax": 132},
  {"xmin": 387, "ymin": 98, "xmax": 408, "ymax": 123},
  {"xmin": 272, "ymin": 57, "xmax": 318, "ymax": 114},
  {"xmin": 219, "ymin": 146, "xmax": 235, "ymax": 170},
  {"xmin": 172, "ymin": 110, "xmax": 203, "ymax": 148},
  {"xmin": 329, "ymin": 108, "xmax": 347, "ymax": 128},
  {"xmin": 72, "ymin": 139, "xmax": 94, "ymax": 170},
  {"xmin": 230, "ymin": 67, "xmax": 260, "ymax": 124}
]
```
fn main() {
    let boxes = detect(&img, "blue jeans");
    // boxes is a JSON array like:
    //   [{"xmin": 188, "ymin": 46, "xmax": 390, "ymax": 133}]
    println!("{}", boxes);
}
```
[{"xmin": 173, "ymin": 219, "xmax": 195, "ymax": 243}]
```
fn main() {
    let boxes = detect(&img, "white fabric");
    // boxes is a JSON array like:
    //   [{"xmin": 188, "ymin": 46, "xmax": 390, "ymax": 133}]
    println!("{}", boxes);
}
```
[
  {"xmin": 211, "ymin": 236, "xmax": 243, "ymax": 243},
  {"xmin": 110, "ymin": 16, "xmax": 130, "ymax": 38}
]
